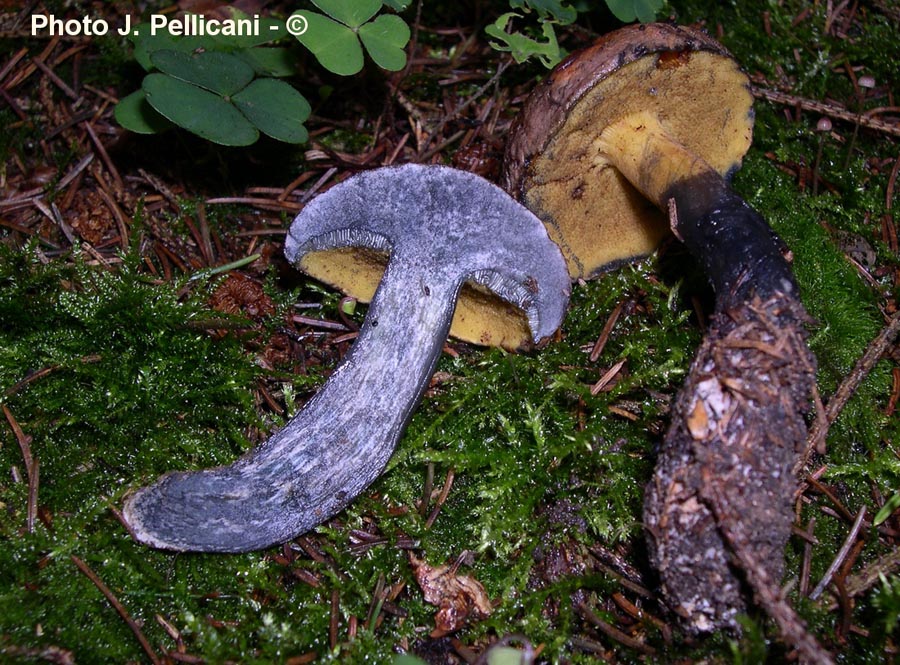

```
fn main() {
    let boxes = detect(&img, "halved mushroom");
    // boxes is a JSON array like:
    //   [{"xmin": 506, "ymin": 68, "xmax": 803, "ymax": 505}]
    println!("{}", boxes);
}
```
[
  {"xmin": 298, "ymin": 173, "xmax": 560, "ymax": 350},
  {"xmin": 123, "ymin": 164, "xmax": 569, "ymax": 553},
  {"xmin": 504, "ymin": 23, "xmax": 827, "ymax": 661},
  {"xmin": 503, "ymin": 23, "xmax": 753, "ymax": 279}
]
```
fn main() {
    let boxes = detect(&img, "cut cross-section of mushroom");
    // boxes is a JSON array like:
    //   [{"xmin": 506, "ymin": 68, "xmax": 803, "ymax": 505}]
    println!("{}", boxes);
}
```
[
  {"xmin": 123, "ymin": 164, "xmax": 569, "ymax": 553},
  {"xmin": 504, "ymin": 23, "xmax": 827, "ymax": 661},
  {"xmin": 299, "ymin": 169, "xmax": 566, "ymax": 350},
  {"xmin": 504, "ymin": 23, "xmax": 753, "ymax": 280}
]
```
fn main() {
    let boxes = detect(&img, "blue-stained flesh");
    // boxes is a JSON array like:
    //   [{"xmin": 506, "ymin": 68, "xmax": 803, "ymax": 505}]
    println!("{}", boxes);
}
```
[{"xmin": 123, "ymin": 164, "xmax": 570, "ymax": 552}]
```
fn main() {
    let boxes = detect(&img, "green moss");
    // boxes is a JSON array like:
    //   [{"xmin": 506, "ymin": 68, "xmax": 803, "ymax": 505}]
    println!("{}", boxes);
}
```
[
  {"xmin": 317, "ymin": 129, "xmax": 374, "ymax": 155},
  {"xmin": 2, "ymin": 0, "xmax": 898, "ymax": 661}
]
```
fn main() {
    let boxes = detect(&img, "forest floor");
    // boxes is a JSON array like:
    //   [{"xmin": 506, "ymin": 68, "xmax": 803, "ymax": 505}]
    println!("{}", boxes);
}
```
[{"xmin": 1, "ymin": 1, "xmax": 899, "ymax": 663}]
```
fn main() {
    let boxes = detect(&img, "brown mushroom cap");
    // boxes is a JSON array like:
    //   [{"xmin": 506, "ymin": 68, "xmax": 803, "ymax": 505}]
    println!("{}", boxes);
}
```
[{"xmin": 503, "ymin": 23, "xmax": 754, "ymax": 280}]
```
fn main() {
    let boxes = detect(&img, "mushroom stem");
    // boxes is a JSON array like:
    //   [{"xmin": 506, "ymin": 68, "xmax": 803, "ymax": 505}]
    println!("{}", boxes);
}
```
[
  {"xmin": 603, "ymin": 113, "xmax": 821, "ymax": 649},
  {"xmin": 596, "ymin": 111, "xmax": 795, "ymax": 300},
  {"xmin": 124, "ymin": 259, "xmax": 456, "ymax": 552},
  {"xmin": 123, "ymin": 164, "xmax": 570, "ymax": 553},
  {"xmin": 502, "ymin": 24, "xmax": 825, "ymax": 653},
  {"xmin": 595, "ymin": 111, "xmax": 711, "ymax": 207}
]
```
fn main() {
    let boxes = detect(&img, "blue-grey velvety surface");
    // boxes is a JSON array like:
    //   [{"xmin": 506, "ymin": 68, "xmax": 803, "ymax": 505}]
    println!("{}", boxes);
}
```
[{"xmin": 123, "ymin": 164, "xmax": 569, "ymax": 552}]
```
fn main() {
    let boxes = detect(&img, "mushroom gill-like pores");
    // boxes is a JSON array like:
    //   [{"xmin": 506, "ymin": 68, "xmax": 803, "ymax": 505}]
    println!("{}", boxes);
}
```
[
  {"xmin": 300, "ymin": 174, "xmax": 558, "ymax": 350},
  {"xmin": 504, "ymin": 23, "xmax": 820, "ymax": 643},
  {"xmin": 123, "ymin": 164, "xmax": 569, "ymax": 553},
  {"xmin": 503, "ymin": 23, "xmax": 753, "ymax": 280}
]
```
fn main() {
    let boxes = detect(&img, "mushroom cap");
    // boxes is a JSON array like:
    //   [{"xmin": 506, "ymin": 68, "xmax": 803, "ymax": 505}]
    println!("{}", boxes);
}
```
[
  {"xmin": 285, "ymin": 164, "xmax": 570, "ymax": 349},
  {"xmin": 503, "ymin": 23, "xmax": 755, "ymax": 280}
]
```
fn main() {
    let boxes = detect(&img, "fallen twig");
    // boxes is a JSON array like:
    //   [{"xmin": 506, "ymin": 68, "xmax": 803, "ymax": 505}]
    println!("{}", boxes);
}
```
[
  {"xmin": 809, "ymin": 506, "xmax": 867, "ymax": 601},
  {"xmin": 590, "ymin": 358, "xmax": 626, "ymax": 395},
  {"xmin": 82, "ymin": 121, "xmax": 123, "ymax": 191},
  {"xmin": 704, "ymin": 479, "xmax": 836, "ymax": 665},
  {"xmin": 589, "ymin": 299, "xmax": 624, "ymax": 362},
  {"xmin": 802, "ymin": 310, "xmax": 900, "ymax": 468},
  {"xmin": 425, "ymin": 468, "xmax": 455, "ymax": 529},
  {"xmin": 70, "ymin": 555, "xmax": 162, "ymax": 665},
  {"xmin": 3, "ymin": 404, "xmax": 33, "ymax": 478},
  {"xmin": 416, "ymin": 61, "xmax": 510, "ymax": 160},
  {"xmin": 205, "ymin": 196, "xmax": 303, "ymax": 212},
  {"xmin": 751, "ymin": 85, "xmax": 900, "ymax": 138},
  {"xmin": 827, "ymin": 544, "xmax": 900, "ymax": 611},
  {"xmin": 576, "ymin": 601, "xmax": 656, "ymax": 656},
  {"xmin": 26, "ymin": 458, "xmax": 39, "ymax": 533},
  {"xmin": 3, "ymin": 404, "xmax": 40, "ymax": 533}
]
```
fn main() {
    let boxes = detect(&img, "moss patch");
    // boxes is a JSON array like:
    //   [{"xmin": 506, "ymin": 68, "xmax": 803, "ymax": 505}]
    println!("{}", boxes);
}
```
[{"xmin": 2, "ymin": 0, "xmax": 899, "ymax": 662}]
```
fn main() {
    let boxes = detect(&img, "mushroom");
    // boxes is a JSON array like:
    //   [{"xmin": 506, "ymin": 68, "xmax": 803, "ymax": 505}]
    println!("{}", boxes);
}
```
[
  {"xmin": 123, "ymin": 164, "xmax": 570, "ymax": 553},
  {"xmin": 503, "ymin": 23, "xmax": 754, "ymax": 280},
  {"xmin": 504, "ymin": 23, "xmax": 824, "ymax": 657}
]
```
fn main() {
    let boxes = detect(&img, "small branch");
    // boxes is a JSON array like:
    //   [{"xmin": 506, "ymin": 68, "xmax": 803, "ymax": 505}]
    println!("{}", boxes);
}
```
[
  {"xmin": 299, "ymin": 166, "xmax": 339, "ymax": 204},
  {"xmin": 329, "ymin": 589, "xmax": 340, "ymax": 651},
  {"xmin": 416, "ymin": 62, "xmax": 511, "ymax": 160},
  {"xmin": 802, "ymin": 311, "xmax": 900, "ymax": 467},
  {"xmin": 3, "ymin": 405, "xmax": 34, "ymax": 478},
  {"xmin": 809, "ymin": 506, "xmax": 867, "ymax": 601},
  {"xmin": 71, "ymin": 555, "xmax": 162, "ymax": 665},
  {"xmin": 27, "ymin": 458, "xmax": 39, "ymax": 533},
  {"xmin": 204, "ymin": 196, "xmax": 303, "ymax": 212},
  {"xmin": 826, "ymin": 544, "xmax": 900, "ymax": 611},
  {"xmin": 31, "ymin": 56, "xmax": 78, "ymax": 100},
  {"xmin": 55, "ymin": 152, "xmax": 94, "ymax": 190},
  {"xmin": 425, "ymin": 468, "xmax": 455, "ymax": 529},
  {"xmin": 418, "ymin": 462, "xmax": 435, "ymax": 516},
  {"xmin": 82, "ymin": 121, "xmax": 123, "ymax": 191},
  {"xmin": 5, "ymin": 355, "xmax": 101, "ymax": 398},
  {"xmin": 576, "ymin": 602, "xmax": 656, "ymax": 656},
  {"xmin": 750, "ymin": 85, "xmax": 900, "ymax": 138},
  {"xmin": 589, "ymin": 300, "xmax": 624, "ymax": 362},
  {"xmin": 3, "ymin": 405, "xmax": 40, "ymax": 533},
  {"xmin": 704, "ymin": 481, "xmax": 836, "ymax": 665},
  {"xmin": 590, "ymin": 358, "xmax": 626, "ymax": 395}
]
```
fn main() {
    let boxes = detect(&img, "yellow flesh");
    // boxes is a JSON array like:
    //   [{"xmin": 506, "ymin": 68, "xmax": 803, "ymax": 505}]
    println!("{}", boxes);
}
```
[
  {"xmin": 300, "ymin": 248, "xmax": 534, "ymax": 350},
  {"xmin": 524, "ymin": 51, "xmax": 753, "ymax": 279},
  {"xmin": 596, "ymin": 110, "xmax": 717, "ymax": 208}
]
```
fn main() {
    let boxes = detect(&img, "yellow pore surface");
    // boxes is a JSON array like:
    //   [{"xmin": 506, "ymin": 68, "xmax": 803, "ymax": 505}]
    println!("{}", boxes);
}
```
[
  {"xmin": 300, "ymin": 248, "xmax": 534, "ymax": 350},
  {"xmin": 524, "ymin": 50, "xmax": 753, "ymax": 279}
]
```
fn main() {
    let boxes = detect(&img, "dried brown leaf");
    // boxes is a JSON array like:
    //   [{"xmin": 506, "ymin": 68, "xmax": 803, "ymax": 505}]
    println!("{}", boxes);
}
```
[{"xmin": 409, "ymin": 553, "xmax": 492, "ymax": 637}]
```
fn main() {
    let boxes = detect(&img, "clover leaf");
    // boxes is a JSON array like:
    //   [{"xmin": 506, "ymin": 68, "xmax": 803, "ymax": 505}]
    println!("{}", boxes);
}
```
[
  {"xmin": 142, "ymin": 73, "xmax": 259, "ymax": 146},
  {"xmin": 359, "ymin": 15, "xmax": 411, "ymax": 71},
  {"xmin": 605, "ymin": 0, "xmax": 664, "ymax": 23},
  {"xmin": 150, "ymin": 50, "xmax": 255, "ymax": 96},
  {"xmin": 114, "ymin": 89, "xmax": 174, "ymax": 135},
  {"xmin": 232, "ymin": 79, "xmax": 312, "ymax": 144},
  {"xmin": 312, "ymin": 0, "xmax": 381, "ymax": 28},
  {"xmin": 118, "ymin": 26, "xmax": 310, "ymax": 146},
  {"xmin": 292, "ymin": 11, "xmax": 365, "ymax": 76},
  {"xmin": 128, "ymin": 15, "xmax": 294, "ymax": 78},
  {"xmin": 292, "ymin": 0, "xmax": 410, "ymax": 76},
  {"xmin": 118, "ymin": 50, "xmax": 311, "ymax": 146},
  {"xmin": 381, "ymin": 0, "xmax": 412, "ymax": 11}
]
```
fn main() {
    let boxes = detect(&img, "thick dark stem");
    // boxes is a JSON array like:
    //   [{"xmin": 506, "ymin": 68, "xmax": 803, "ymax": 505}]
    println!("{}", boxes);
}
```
[
  {"xmin": 666, "ymin": 171, "xmax": 797, "ymax": 304},
  {"xmin": 643, "ymin": 172, "xmax": 827, "ymax": 660}
]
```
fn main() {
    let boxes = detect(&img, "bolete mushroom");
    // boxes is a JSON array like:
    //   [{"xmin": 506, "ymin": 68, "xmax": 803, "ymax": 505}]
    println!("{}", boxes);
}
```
[
  {"xmin": 503, "ymin": 23, "xmax": 754, "ymax": 280},
  {"xmin": 300, "ymin": 172, "xmax": 560, "ymax": 350},
  {"xmin": 504, "ymin": 23, "xmax": 824, "ymax": 658},
  {"xmin": 123, "ymin": 164, "xmax": 570, "ymax": 553}
]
